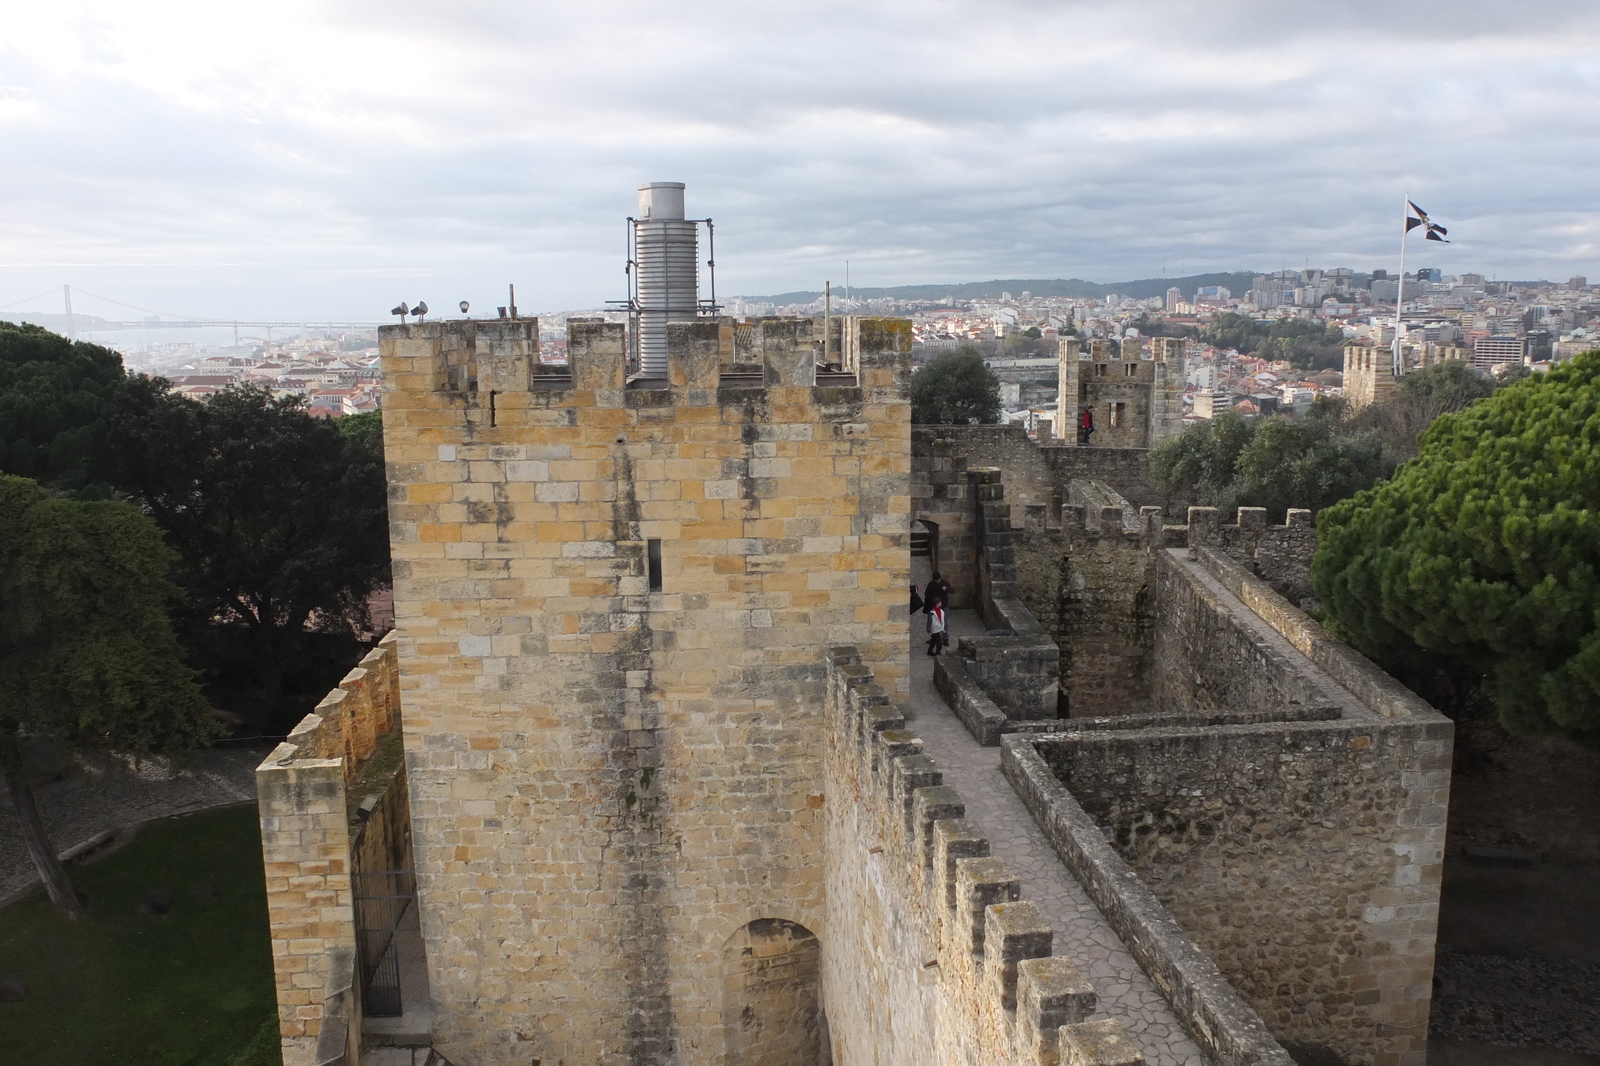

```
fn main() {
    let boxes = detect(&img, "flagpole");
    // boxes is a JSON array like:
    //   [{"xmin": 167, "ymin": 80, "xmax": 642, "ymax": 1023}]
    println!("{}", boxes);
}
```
[{"xmin": 1393, "ymin": 192, "xmax": 1408, "ymax": 376}]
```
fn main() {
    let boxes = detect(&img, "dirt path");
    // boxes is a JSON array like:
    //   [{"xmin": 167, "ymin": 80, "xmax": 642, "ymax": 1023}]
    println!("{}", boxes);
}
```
[{"xmin": 0, "ymin": 744, "xmax": 271, "ymax": 906}]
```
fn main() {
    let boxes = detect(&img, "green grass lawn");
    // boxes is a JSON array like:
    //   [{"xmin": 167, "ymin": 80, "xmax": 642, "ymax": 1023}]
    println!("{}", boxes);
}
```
[{"xmin": 0, "ymin": 804, "xmax": 282, "ymax": 1066}]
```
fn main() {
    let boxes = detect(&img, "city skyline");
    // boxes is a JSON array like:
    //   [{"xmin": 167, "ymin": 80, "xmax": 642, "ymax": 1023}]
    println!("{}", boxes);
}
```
[{"xmin": 2, "ymin": 1, "xmax": 1599, "ymax": 319}]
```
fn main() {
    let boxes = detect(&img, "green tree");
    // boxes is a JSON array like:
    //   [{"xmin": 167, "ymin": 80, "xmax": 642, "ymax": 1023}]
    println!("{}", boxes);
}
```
[
  {"xmin": 1346, "ymin": 359, "xmax": 1497, "ymax": 459},
  {"xmin": 1314, "ymin": 351, "xmax": 1600, "ymax": 744},
  {"xmin": 106, "ymin": 380, "xmax": 391, "ymax": 714},
  {"xmin": 1002, "ymin": 327, "xmax": 1051, "ymax": 357},
  {"xmin": 1200, "ymin": 312, "xmax": 1346, "ymax": 370},
  {"xmin": 1151, "ymin": 409, "xmax": 1392, "ymax": 520},
  {"xmin": 0, "ymin": 323, "xmax": 125, "ymax": 492},
  {"xmin": 1126, "ymin": 313, "xmax": 1199, "ymax": 340},
  {"xmin": 1232, "ymin": 415, "xmax": 1391, "ymax": 519},
  {"xmin": 911, "ymin": 346, "xmax": 1003, "ymax": 425},
  {"xmin": 1149, "ymin": 410, "xmax": 1259, "ymax": 514},
  {"xmin": 0, "ymin": 476, "xmax": 219, "ymax": 918}
]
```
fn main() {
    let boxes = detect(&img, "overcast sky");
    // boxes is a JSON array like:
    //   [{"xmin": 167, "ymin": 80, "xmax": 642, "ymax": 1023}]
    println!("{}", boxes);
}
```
[{"xmin": 2, "ymin": 0, "xmax": 1598, "ymax": 321}]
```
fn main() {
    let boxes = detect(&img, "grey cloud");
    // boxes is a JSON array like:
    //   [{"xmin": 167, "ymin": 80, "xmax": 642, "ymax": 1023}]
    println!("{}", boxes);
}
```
[{"xmin": 2, "ymin": 0, "xmax": 1599, "ymax": 320}]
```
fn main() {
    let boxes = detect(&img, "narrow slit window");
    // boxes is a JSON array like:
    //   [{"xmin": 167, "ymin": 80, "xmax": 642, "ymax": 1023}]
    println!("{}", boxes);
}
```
[
  {"xmin": 1110, "ymin": 402, "xmax": 1125, "ymax": 427},
  {"xmin": 1125, "ymin": 363, "xmax": 1137, "ymax": 378},
  {"xmin": 647, "ymin": 539, "xmax": 663, "ymax": 592}
]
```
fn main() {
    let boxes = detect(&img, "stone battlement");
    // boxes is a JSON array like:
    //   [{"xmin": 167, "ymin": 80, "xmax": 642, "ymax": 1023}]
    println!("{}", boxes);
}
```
[
  {"xmin": 1342, "ymin": 339, "xmax": 1472, "ymax": 411},
  {"xmin": 256, "ymin": 634, "xmax": 407, "ymax": 1065},
  {"xmin": 823, "ymin": 646, "xmax": 1149, "ymax": 1066},
  {"xmin": 381, "ymin": 314, "xmax": 903, "ymax": 414},
  {"xmin": 272, "ymin": 632, "xmax": 401, "ymax": 774},
  {"xmin": 1059, "ymin": 336, "xmax": 1185, "ymax": 449}
]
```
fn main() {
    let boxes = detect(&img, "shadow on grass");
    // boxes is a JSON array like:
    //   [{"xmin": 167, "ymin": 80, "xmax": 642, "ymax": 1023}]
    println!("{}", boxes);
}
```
[{"xmin": 0, "ymin": 804, "xmax": 281, "ymax": 1066}]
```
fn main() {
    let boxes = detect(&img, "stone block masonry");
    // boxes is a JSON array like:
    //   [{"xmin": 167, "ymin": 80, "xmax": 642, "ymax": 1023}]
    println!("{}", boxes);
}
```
[
  {"xmin": 378, "ymin": 315, "xmax": 910, "ymax": 1066},
  {"xmin": 1057, "ymin": 337, "xmax": 1185, "ymax": 451},
  {"xmin": 963, "ymin": 467, "xmax": 1060, "ymax": 723},
  {"xmin": 257, "ymin": 633, "xmax": 404, "ymax": 1066}
]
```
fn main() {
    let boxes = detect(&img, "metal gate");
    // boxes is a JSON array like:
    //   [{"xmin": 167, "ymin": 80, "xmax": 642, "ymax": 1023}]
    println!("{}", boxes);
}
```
[{"xmin": 352, "ymin": 869, "xmax": 416, "ymax": 1017}]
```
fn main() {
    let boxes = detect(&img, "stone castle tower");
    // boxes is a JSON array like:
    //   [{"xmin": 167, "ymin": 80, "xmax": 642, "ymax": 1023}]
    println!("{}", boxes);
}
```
[
  {"xmin": 377, "ymin": 314, "xmax": 911, "ymax": 1065},
  {"xmin": 1056, "ymin": 335, "xmax": 1184, "ymax": 447},
  {"xmin": 1342, "ymin": 340, "xmax": 1472, "ymax": 411}
]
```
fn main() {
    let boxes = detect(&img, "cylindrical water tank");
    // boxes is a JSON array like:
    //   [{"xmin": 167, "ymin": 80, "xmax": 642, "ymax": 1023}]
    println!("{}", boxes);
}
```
[{"xmin": 635, "ymin": 182, "xmax": 698, "ymax": 377}]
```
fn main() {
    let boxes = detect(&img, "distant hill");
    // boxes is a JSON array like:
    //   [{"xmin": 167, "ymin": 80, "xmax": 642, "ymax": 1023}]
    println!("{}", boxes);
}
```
[
  {"xmin": 1, "ymin": 312, "xmax": 113, "ymax": 331},
  {"xmin": 747, "ymin": 272, "xmax": 1261, "ymax": 305}
]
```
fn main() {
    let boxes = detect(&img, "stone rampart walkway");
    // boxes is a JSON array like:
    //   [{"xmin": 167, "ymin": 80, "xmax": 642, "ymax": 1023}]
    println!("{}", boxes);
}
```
[{"xmin": 911, "ymin": 604, "xmax": 1207, "ymax": 1066}]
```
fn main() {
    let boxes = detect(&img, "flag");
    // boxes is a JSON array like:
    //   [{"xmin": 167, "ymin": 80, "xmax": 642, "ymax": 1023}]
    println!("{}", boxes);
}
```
[{"xmin": 1405, "ymin": 201, "xmax": 1449, "ymax": 243}]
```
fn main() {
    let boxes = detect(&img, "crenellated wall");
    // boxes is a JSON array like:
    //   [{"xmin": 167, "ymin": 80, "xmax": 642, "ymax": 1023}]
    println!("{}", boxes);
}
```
[
  {"xmin": 256, "ymin": 633, "xmax": 404, "ymax": 1066},
  {"xmin": 911, "ymin": 424, "xmax": 1156, "ymax": 612},
  {"xmin": 822, "ymin": 646, "xmax": 1151, "ymax": 1066},
  {"xmin": 1011, "ymin": 493, "xmax": 1320, "ymax": 719}
]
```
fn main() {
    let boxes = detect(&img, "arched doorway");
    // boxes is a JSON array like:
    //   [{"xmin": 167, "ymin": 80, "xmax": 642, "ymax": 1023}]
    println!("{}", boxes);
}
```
[
  {"xmin": 912, "ymin": 518, "xmax": 938, "ymax": 569},
  {"xmin": 723, "ymin": 918, "xmax": 829, "ymax": 1066}
]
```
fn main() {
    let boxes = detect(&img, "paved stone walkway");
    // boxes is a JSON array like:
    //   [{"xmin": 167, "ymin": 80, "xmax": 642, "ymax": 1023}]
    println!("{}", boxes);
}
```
[
  {"xmin": 908, "ymin": 598, "xmax": 1207, "ymax": 1065},
  {"xmin": 0, "ymin": 744, "xmax": 269, "ymax": 906}
]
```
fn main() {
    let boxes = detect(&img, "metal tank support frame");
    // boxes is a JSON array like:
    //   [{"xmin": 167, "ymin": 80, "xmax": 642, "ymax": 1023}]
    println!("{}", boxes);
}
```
[{"xmin": 608, "ymin": 181, "xmax": 720, "ymax": 380}]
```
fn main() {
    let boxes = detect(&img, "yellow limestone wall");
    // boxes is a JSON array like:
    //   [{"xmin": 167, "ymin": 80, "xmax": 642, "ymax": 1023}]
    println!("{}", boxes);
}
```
[
  {"xmin": 256, "ymin": 634, "xmax": 403, "ymax": 1066},
  {"xmin": 378, "ymin": 315, "xmax": 911, "ymax": 1066}
]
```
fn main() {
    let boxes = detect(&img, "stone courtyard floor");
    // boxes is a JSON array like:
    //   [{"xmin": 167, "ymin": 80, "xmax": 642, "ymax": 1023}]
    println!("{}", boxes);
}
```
[{"xmin": 909, "ymin": 596, "xmax": 1206, "ymax": 1066}]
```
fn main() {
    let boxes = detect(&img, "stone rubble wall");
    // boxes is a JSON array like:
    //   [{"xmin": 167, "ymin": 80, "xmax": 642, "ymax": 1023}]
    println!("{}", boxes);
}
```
[
  {"xmin": 1183, "ymin": 506, "xmax": 1318, "ymax": 606},
  {"xmin": 822, "ymin": 646, "xmax": 1150, "ymax": 1066},
  {"xmin": 911, "ymin": 425, "xmax": 1156, "ymax": 610},
  {"xmin": 256, "ymin": 633, "xmax": 403, "ymax": 1066},
  {"xmin": 932, "ymin": 654, "xmax": 1009, "ymax": 747},
  {"xmin": 1014, "ymin": 503, "xmax": 1159, "ymax": 719},
  {"xmin": 1012, "ymin": 496, "xmax": 1320, "ymax": 719},
  {"xmin": 1003, "ymin": 549, "xmax": 1452, "ymax": 1066},
  {"xmin": 963, "ymin": 467, "xmax": 1060, "ymax": 724},
  {"xmin": 911, "ymin": 428, "xmax": 979, "ymax": 609},
  {"xmin": 1001, "ymin": 735, "xmax": 1295, "ymax": 1066},
  {"xmin": 1148, "ymin": 548, "xmax": 1341, "ymax": 719},
  {"xmin": 348, "ymin": 758, "xmax": 412, "ymax": 885}
]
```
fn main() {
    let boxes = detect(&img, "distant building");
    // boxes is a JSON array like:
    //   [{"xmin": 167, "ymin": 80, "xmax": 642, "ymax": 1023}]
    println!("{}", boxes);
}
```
[
  {"xmin": 1474, "ymin": 335, "xmax": 1528, "ymax": 372},
  {"xmin": 1555, "ymin": 337, "xmax": 1596, "ymax": 361},
  {"xmin": 1165, "ymin": 286, "xmax": 1184, "ymax": 311},
  {"xmin": 1459, "ymin": 273, "xmax": 1486, "ymax": 290},
  {"xmin": 1568, "ymin": 276, "xmax": 1589, "ymax": 290}
]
